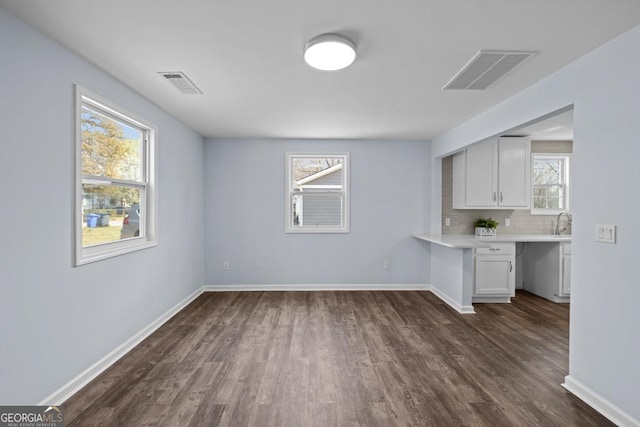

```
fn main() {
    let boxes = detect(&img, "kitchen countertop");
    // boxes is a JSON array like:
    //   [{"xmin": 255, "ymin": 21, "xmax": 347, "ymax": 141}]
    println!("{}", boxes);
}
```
[{"xmin": 412, "ymin": 233, "xmax": 571, "ymax": 249}]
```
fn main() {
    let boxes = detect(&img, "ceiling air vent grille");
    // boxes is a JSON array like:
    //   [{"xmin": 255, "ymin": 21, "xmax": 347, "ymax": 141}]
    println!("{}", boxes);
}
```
[
  {"xmin": 158, "ymin": 71, "xmax": 203, "ymax": 95},
  {"xmin": 443, "ymin": 50, "xmax": 537, "ymax": 90}
]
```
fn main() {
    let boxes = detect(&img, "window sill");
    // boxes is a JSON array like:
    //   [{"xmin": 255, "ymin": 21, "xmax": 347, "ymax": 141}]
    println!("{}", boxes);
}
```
[
  {"xmin": 76, "ymin": 239, "xmax": 157, "ymax": 266},
  {"xmin": 530, "ymin": 209, "xmax": 569, "ymax": 216},
  {"xmin": 286, "ymin": 228, "xmax": 350, "ymax": 234}
]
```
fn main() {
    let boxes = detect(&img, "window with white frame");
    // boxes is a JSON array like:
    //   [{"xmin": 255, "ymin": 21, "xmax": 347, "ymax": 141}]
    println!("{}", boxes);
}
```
[
  {"xmin": 76, "ymin": 86, "xmax": 156, "ymax": 265},
  {"xmin": 286, "ymin": 153, "xmax": 349, "ymax": 233},
  {"xmin": 531, "ymin": 154, "xmax": 570, "ymax": 214}
]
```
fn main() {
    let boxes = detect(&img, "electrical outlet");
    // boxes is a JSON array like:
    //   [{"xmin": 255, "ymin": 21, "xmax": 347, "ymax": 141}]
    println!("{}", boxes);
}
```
[
  {"xmin": 223, "ymin": 261, "xmax": 230, "ymax": 270},
  {"xmin": 445, "ymin": 218, "xmax": 451, "ymax": 226},
  {"xmin": 505, "ymin": 218, "xmax": 510, "ymax": 227},
  {"xmin": 383, "ymin": 260, "xmax": 390, "ymax": 270}
]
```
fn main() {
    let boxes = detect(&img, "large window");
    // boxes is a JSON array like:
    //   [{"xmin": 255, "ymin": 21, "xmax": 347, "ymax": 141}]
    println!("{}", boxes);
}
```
[
  {"xmin": 286, "ymin": 153, "xmax": 349, "ymax": 233},
  {"xmin": 75, "ymin": 86, "xmax": 156, "ymax": 265},
  {"xmin": 531, "ymin": 154, "xmax": 570, "ymax": 214}
]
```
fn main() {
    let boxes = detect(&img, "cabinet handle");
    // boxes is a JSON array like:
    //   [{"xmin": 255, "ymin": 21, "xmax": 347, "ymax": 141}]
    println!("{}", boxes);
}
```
[
  {"xmin": 509, "ymin": 261, "xmax": 513, "ymax": 272},
  {"xmin": 500, "ymin": 192, "xmax": 504, "ymax": 203},
  {"xmin": 493, "ymin": 192, "xmax": 497, "ymax": 202},
  {"xmin": 489, "ymin": 248, "xmax": 500, "ymax": 251}
]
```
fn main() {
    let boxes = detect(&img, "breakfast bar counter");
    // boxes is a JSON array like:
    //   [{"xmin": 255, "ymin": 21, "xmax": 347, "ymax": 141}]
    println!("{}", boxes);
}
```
[{"xmin": 413, "ymin": 234, "xmax": 571, "ymax": 313}]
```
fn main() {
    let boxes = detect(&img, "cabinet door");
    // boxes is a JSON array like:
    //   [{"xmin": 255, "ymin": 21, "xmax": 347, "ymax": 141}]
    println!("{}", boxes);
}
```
[
  {"xmin": 466, "ymin": 141, "xmax": 497, "ymax": 207},
  {"xmin": 497, "ymin": 137, "xmax": 530, "ymax": 207},
  {"xmin": 475, "ymin": 256, "xmax": 513, "ymax": 295},
  {"xmin": 561, "ymin": 256, "xmax": 571, "ymax": 295}
]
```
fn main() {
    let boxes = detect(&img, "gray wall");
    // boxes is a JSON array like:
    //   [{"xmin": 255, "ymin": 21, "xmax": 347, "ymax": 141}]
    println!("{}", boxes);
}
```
[
  {"xmin": 204, "ymin": 139, "xmax": 430, "ymax": 285},
  {"xmin": 431, "ymin": 24, "xmax": 640, "ymax": 422},
  {"xmin": 0, "ymin": 10, "xmax": 205, "ymax": 404}
]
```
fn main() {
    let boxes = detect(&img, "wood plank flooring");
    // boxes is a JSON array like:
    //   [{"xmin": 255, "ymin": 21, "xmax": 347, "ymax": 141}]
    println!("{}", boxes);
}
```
[{"xmin": 63, "ymin": 291, "xmax": 613, "ymax": 426}]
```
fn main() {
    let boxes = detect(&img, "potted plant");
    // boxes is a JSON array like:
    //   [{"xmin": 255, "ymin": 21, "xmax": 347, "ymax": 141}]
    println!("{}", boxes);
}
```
[{"xmin": 474, "ymin": 217, "xmax": 498, "ymax": 237}]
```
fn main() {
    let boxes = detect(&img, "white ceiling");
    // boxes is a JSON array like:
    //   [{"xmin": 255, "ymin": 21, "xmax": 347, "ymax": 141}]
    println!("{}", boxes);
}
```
[
  {"xmin": 508, "ymin": 109, "xmax": 574, "ymax": 141},
  {"xmin": 2, "ymin": 1, "xmax": 639, "ymax": 140}
]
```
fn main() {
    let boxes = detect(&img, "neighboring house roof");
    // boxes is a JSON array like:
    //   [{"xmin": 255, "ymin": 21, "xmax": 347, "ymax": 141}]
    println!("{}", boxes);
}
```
[{"xmin": 296, "ymin": 163, "xmax": 342, "ymax": 187}]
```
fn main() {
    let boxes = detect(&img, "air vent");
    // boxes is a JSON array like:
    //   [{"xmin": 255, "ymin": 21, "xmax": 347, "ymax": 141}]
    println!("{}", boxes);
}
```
[
  {"xmin": 443, "ymin": 50, "xmax": 537, "ymax": 90},
  {"xmin": 158, "ymin": 71, "xmax": 203, "ymax": 95}
]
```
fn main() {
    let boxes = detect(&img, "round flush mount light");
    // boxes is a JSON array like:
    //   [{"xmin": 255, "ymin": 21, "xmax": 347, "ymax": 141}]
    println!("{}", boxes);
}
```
[{"xmin": 304, "ymin": 34, "xmax": 357, "ymax": 71}]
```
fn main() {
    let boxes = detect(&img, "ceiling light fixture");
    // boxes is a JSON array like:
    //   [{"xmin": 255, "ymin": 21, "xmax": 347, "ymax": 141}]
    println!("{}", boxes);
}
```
[{"xmin": 304, "ymin": 34, "xmax": 356, "ymax": 71}]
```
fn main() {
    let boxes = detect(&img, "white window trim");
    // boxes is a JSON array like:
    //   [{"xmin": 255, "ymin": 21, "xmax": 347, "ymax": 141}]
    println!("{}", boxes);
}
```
[
  {"xmin": 530, "ymin": 153, "xmax": 571, "ymax": 215},
  {"xmin": 75, "ymin": 86, "xmax": 157, "ymax": 266},
  {"xmin": 286, "ymin": 152, "xmax": 350, "ymax": 233}
]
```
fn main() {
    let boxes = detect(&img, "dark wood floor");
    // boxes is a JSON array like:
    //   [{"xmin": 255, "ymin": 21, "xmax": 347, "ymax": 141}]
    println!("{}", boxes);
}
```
[{"xmin": 63, "ymin": 291, "xmax": 612, "ymax": 426}]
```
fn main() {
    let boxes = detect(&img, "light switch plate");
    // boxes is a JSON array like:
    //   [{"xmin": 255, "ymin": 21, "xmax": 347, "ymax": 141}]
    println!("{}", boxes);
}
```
[{"xmin": 595, "ymin": 224, "xmax": 616, "ymax": 243}]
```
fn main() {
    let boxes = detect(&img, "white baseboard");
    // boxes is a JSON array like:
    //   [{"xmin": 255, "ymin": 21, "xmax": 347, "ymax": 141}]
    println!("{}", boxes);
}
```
[
  {"xmin": 203, "ymin": 284, "xmax": 479, "ymax": 316},
  {"xmin": 563, "ymin": 375, "xmax": 639, "ymax": 427},
  {"xmin": 429, "ymin": 286, "xmax": 475, "ymax": 314},
  {"xmin": 472, "ymin": 296, "xmax": 512, "ymax": 304},
  {"xmin": 37, "ymin": 287, "xmax": 204, "ymax": 406},
  {"xmin": 202, "ymin": 283, "xmax": 431, "ymax": 292},
  {"xmin": 552, "ymin": 295, "xmax": 570, "ymax": 304}
]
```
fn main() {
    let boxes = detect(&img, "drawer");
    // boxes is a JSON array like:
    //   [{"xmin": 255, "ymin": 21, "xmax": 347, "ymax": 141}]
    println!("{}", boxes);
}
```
[
  {"xmin": 475, "ymin": 243, "xmax": 515, "ymax": 255},
  {"xmin": 562, "ymin": 242, "xmax": 572, "ymax": 255}
]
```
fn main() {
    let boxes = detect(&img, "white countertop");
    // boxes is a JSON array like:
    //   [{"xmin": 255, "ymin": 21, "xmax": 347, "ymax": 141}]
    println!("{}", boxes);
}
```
[{"xmin": 412, "ymin": 233, "xmax": 571, "ymax": 248}]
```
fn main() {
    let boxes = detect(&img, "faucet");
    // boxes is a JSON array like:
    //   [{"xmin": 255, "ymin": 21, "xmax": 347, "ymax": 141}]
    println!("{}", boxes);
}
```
[{"xmin": 555, "ymin": 211, "xmax": 572, "ymax": 235}]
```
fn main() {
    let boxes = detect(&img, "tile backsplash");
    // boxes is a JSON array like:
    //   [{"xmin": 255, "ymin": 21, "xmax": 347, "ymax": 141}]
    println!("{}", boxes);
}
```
[{"xmin": 441, "ymin": 141, "xmax": 573, "ymax": 235}]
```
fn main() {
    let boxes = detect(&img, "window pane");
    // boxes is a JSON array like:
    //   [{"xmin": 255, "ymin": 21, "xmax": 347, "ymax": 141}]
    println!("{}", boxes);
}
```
[
  {"xmin": 291, "ymin": 157, "xmax": 343, "ymax": 188},
  {"xmin": 82, "ymin": 184, "xmax": 141, "ymax": 247},
  {"xmin": 531, "ymin": 155, "xmax": 570, "ymax": 213},
  {"xmin": 534, "ymin": 196, "xmax": 547, "ymax": 209},
  {"xmin": 533, "ymin": 187, "xmax": 547, "ymax": 198},
  {"xmin": 81, "ymin": 106, "xmax": 143, "ymax": 181},
  {"xmin": 548, "ymin": 197, "xmax": 560, "ymax": 210},
  {"xmin": 533, "ymin": 159, "xmax": 561, "ymax": 185},
  {"xmin": 533, "ymin": 183, "xmax": 566, "ymax": 210},
  {"xmin": 291, "ymin": 193, "xmax": 343, "ymax": 228},
  {"xmin": 287, "ymin": 153, "xmax": 348, "ymax": 233}
]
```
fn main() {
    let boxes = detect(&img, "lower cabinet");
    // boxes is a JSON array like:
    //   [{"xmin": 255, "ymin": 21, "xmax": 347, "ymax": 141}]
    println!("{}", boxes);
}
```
[
  {"xmin": 523, "ymin": 242, "xmax": 571, "ymax": 303},
  {"xmin": 473, "ymin": 243, "xmax": 515, "ymax": 303}
]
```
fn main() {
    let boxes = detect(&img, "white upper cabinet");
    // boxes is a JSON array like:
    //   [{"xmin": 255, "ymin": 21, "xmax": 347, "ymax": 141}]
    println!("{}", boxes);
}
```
[
  {"xmin": 498, "ymin": 137, "xmax": 530, "ymax": 207},
  {"xmin": 453, "ymin": 137, "xmax": 531, "ymax": 209},
  {"xmin": 465, "ymin": 140, "xmax": 497, "ymax": 206}
]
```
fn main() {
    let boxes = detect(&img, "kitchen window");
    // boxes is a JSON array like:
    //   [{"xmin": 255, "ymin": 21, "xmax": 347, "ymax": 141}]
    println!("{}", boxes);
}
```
[
  {"xmin": 75, "ymin": 86, "xmax": 156, "ymax": 265},
  {"xmin": 531, "ymin": 154, "xmax": 570, "ymax": 214},
  {"xmin": 286, "ymin": 153, "xmax": 349, "ymax": 233}
]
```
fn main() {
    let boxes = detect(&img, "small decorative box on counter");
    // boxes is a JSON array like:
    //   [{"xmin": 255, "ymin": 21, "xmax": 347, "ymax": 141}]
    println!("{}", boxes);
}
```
[{"xmin": 475, "ymin": 227, "xmax": 497, "ymax": 237}]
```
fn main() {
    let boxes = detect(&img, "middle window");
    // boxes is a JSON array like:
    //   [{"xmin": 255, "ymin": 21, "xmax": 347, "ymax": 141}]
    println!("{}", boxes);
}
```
[{"xmin": 286, "ymin": 153, "xmax": 349, "ymax": 233}]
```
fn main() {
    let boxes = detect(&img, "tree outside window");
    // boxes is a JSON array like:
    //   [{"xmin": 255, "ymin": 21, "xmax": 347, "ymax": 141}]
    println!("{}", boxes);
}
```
[
  {"xmin": 531, "ymin": 154, "xmax": 570, "ymax": 214},
  {"xmin": 76, "ymin": 86, "xmax": 156, "ymax": 265}
]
